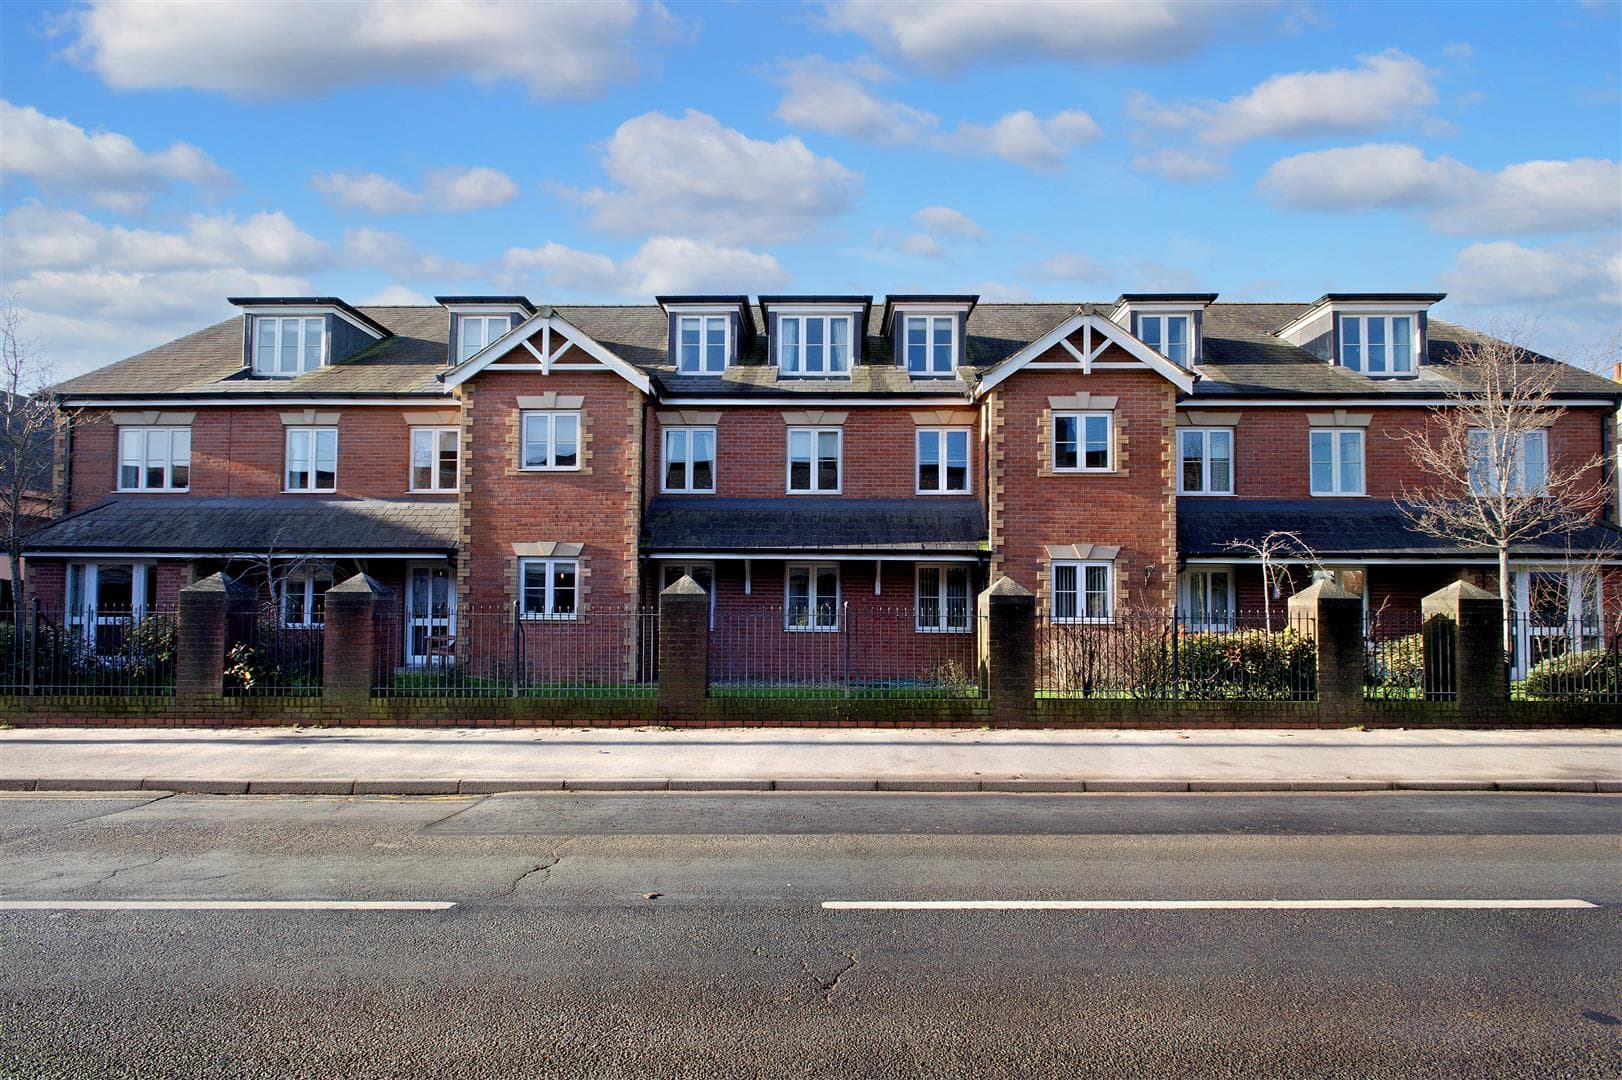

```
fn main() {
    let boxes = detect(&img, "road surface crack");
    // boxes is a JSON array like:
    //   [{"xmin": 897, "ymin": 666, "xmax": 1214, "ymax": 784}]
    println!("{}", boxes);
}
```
[
  {"xmin": 500, "ymin": 855, "xmax": 560, "ymax": 898},
  {"xmin": 95, "ymin": 855, "xmax": 166, "ymax": 888},
  {"xmin": 816, "ymin": 951, "xmax": 858, "ymax": 1003}
]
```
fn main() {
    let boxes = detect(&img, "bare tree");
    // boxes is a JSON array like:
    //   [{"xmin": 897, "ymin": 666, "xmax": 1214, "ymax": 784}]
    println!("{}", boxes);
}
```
[
  {"xmin": 1225, "ymin": 529, "xmax": 1326, "ymax": 634},
  {"xmin": 1397, "ymin": 327, "xmax": 1608, "ymax": 654},
  {"xmin": 1, "ymin": 296, "xmax": 59, "ymax": 607}
]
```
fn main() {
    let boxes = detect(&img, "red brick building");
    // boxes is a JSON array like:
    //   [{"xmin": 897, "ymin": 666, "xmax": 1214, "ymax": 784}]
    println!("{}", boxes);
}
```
[{"xmin": 22, "ymin": 291, "xmax": 1622, "ymax": 679}]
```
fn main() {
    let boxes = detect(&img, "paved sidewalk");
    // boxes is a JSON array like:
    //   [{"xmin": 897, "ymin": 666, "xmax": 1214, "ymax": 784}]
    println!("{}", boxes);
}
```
[{"xmin": 0, "ymin": 726, "xmax": 1618, "ymax": 795}]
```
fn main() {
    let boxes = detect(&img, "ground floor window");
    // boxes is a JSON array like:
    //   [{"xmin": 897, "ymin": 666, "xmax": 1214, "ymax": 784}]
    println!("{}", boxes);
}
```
[
  {"xmin": 1051, "ymin": 561, "xmax": 1112, "ymax": 624},
  {"xmin": 280, "ymin": 568, "xmax": 335, "ymax": 627},
  {"xmin": 65, "ymin": 561, "xmax": 159, "ymax": 654},
  {"xmin": 520, "ymin": 558, "xmax": 579, "ymax": 619},
  {"xmin": 916, "ymin": 564, "xmax": 972, "ymax": 632},
  {"xmin": 661, "ymin": 561, "xmax": 715, "ymax": 628},
  {"xmin": 786, "ymin": 564, "xmax": 839, "ymax": 630},
  {"xmin": 1179, "ymin": 568, "xmax": 1233, "ymax": 629},
  {"xmin": 1511, "ymin": 569, "xmax": 1604, "ymax": 677}
]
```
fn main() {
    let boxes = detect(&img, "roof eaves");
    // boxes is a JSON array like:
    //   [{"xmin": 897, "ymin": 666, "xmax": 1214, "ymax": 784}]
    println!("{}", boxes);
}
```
[{"xmin": 227, "ymin": 297, "xmax": 392, "ymax": 338}]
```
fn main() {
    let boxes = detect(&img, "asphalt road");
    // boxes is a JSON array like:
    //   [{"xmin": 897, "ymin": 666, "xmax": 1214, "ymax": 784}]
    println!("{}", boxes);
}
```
[{"xmin": 1, "ymin": 791, "xmax": 1618, "ymax": 1078}]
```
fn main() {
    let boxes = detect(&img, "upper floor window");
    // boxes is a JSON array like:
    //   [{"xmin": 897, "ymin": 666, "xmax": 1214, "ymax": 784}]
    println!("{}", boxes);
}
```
[
  {"xmin": 1052, "ymin": 560, "xmax": 1113, "ymax": 624},
  {"xmin": 786, "ymin": 563, "xmax": 840, "ymax": 631},
  {"xmin": 917, "ymin": 428, "xmax": 970, "ymax": 494},
  {"xmin": 916, "ymin": 564, "xmax": 972, "ymax": 633},
  {"xmin": 410, "ymin": 427, "xmax": 460, "ymax": 492},
  {"xmin": 779, "ymin": 315, "xmax": 852, "ymax": 377},
  {"xmin": 1309, "ymin": 429, "xmax": 1364, "ymax": 496},
  {"xmin": 118, "ymin": 427, "xmax": 190, "ymax": 491},
  {"xmin": 458, "ymin": 315, "xmax": 513, "ymax": 363},
  {"xmin": 1053, "ymin": 412, "xmax": 1112, "ymax": 472},
  {"xmin": 787, "ymin": 428, "xmax": 841, "ymax": 493},
  {"xmin": 1138, "ymin": 314, "xmax": 1190, "ymax": 366},
  {"xmin": 521, "ymin": 411, "xmax": 580, "ymax": 471},
  {"xmin": 281, "ymin": 569, "xmax": 334, "ymax": 628},
  {"xmin": 1178, "ymin": 428, "xmax": 1233, "ymax": 495},
  {"xmin": 678, "ymin": 315, "xmax": 728, "ymax": 374},
  {"xmin": 905, "ymin": 315, "xmax": 955, "ymax": 376},
  {"xmin": 1469, "ymin": 429, "xmax": 1547, "ymax": 496},
  {"xmin": 519, "ymin": 558, "xmax": 578, "ymax": 619},
  {"xmin": 663, "ymin": 427, "xmax": 716, "ymax": 493},
  {"xmin": 285, "ymin": 427, "xmax": 337, "ymax": 492},
  {"xmin": 254, "ymin": 316, "xmax": 324, "ymax": 376},
  {"xmin": 1340, "ymin": 315, "xmax": 1414, "ymax": 376}
]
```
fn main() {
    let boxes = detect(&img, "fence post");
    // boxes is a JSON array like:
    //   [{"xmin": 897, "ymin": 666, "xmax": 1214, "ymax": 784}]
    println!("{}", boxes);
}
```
[
  {"xmin": 657, "ymin": 575, "xmax": 709, "ymax": 722},
  {"xmin": 1287, "ymin": 580, "xmax": 1362, "ymax": 719},
  {"xmin": 323, "ymin": 574, "xmax": 392, "ymax": 710},
  {"xmin": 511, "ymin": 600, "xmax": 521, "ymax": 698},
  {"xmin": 176, "ymin": 572, "xmax": 254, "ymax": 703},
  {"xmin": 26, "ymin": 596, "xmax": 38, "ymax": 696},
  {"xmin": 978, "ymin": 576, "xmax": 1035, "ymax": 727},
  {"xmin": 1421, "ymin": 581, "xmax": 1507, "ymax": 723}
]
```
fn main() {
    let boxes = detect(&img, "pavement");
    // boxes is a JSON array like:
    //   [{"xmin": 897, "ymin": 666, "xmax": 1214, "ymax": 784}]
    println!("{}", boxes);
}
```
[{"xmin": 0, "ymin": 725, "xmax": 1618, "ymax": 794}]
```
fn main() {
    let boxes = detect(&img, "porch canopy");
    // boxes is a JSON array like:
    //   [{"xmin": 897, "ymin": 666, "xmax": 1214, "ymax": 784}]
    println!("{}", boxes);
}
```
[
  {"xmin": 642, "ymin": 496, "xmax": 988, "ymax": 558},
  {"xmin": 1178, "ymin": 498, "xmax": 1622, "ymax": 561},
  {"xmin": 22, "ymin": 496, "xmax": 459, "ymax": 559}
]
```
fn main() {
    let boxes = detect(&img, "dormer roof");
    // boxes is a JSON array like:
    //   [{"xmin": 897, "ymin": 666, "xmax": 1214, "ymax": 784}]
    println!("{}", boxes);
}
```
[
  {"xmin": 227, "ymin": 297, "xmax": 391, "ymax": 339},
  {"xmin": 434, "ymin": 295, "xmax": 537, "ymax": 315},
  {"xmin": 655, "ymin": 295, "xmax": 756, "ymax": 351},
  {"xmin": 881, "ymin": 294, "xmax": 979, "ymax": 334},
  {"xmin": 1274, "ymin": 293, "xmax": 1446, "ymax": 337}
]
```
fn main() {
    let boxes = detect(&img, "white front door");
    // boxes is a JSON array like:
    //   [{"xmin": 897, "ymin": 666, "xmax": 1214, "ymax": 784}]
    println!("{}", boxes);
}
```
[{"xmin": 405, "ymin": 564, "xmax": 456, "ymax": 666}]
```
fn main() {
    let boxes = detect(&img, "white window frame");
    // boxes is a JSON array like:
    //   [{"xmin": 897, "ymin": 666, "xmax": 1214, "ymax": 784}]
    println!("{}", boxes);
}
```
[
  {"xmin": 785, "ymin": 563, "xmax": 840, "ymax": 631},
  {"xmin": 915, "ymin": 564, "xmax": 973, "ymax": 633},
  {"xmin": 677, "ymin": 314, "xmax": 729, "ymax": 374},
  {"xmin": 915, "ymin": 427, "xmax": 972, "ymax": 495},
  {"xmin": 1179, "ymin": 567, "xmax": 1235, "ymax": 630},
  {"xmin": 1339, "ymin": 314, "xmax": 1416, "ymax": 377},
  {"xmin": 1510, "ymin": 568, "xmax": 1605, "ymax": 678},
  {"xmin": 253, "ymin": 316, "xmax": 326, "ymax": 377},
  {"xmin": 1052, "ymin": 412, "xmax": 1114, "ymax": 473},
  {"xmin": 661, "ymin": 426, "xmax": 717, "ymax": 493},
  {"xmin": 1050, "ymin": 560, "xmax": 1114, "ymax": 625},
  {"xmin": 408, "ymin": 427, "xmax": 460, "ymax": 493},
  {"xmin": 284, "ymin": 427, "xmax": 338, "ymax": 493},
  {"xmin": 520, "ymin": 411, "xmax": 582, "ymax": 472},
  {"xmin": 1309, "ymin": 428, "xmax": 1365, "ymax": 497},
  {"xmin": 660, "ymin": 561, "xmax": 716, "ymax": 629},
  {"xmin": 1138, "ymin": 313, "xmax": 1191, "ymax": 366},
  {"xmin": 777, "ymin": 314, "xmax": 854, "ymax": 377},
  {"xmin": 280, "ymin": 568, "xmax": 334, "ymax": 628},
  {"xmin": 786, "ymin": 427, "xmax": 843, "ymax": 494},
  {"xmin": 904, "ymin": 314, "xmax": 957, "ymax": 376},
  {"xmin": 1177, "ymin": 427, "xmax": 1234, "ymax": 496},
  {"xmin": 117, "ymin": 426, "xmax": 191, "ymax": 492},
  {"xmin": 457, "ymin": 314, "xmax": 514, "ymax": 363},
  {"xmin": 518, "ymin": 558, "xmax": 580, "ymax": 620},
  {"xmin": 1469, "ymin": 428, "xmax": 1548, "ymax": 496}
]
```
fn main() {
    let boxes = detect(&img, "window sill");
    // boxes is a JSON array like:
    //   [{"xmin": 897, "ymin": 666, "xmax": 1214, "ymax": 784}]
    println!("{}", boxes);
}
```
[
  {"xmin": 784, "ymin": 625, "xmax": 840, "ymax": 633},
  {"xmin": 1309, "ymin": 491, "xmax": 1367, "ymax": 498},
  {"xmin": 785, "ymin": 489, "xmax": 843, "ymax": 496},
  {"xmin": 1177, "ymin": 490, "xmax": 1234, "ymax": 497},
  {"xmin": 660, "ymin": 488, "xmax": 718, "ymax": 495},
  {"xmin": 776, "ymin": 372, "xmax": 853, "ymax": 380},
  {"xmin": 408, "ymin": 488, "xmax": 460, "ymax": 495},
  {"xmin": 1051, "ymin": 468, "xmax": 1116, "ymax": 476},
  {"xmin": 520, "ymin": 613, "xmax": 579, "ymax": 622},
  {"xmin": 915, "ymin": 625, "xmax": 972, "ymax": 635},
  {"xmin": 915, "ymin": 489, "xmax": 972, "ymax": 496},
  {"xmin": 283, "ymin": 488, "xmax": 338, "ymax": 495},
  {"xmin": 116, "ymin": 488, "xmax": 190, "ymax": 494},
  {"xmin": 1051, "ymin": 617, "xmax": 1115, "ymax": 626},
  {"xmin": 518, "ymin": 466, "xmax": 582, "ymax": 473}
]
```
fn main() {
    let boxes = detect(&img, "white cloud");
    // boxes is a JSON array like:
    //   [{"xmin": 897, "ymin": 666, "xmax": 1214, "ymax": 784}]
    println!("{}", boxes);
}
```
[
  {"xmin": 341, "ymin": 228, "xmax": 480, "ymax": 280},
  {"xmin": 563, "ymin": 110, "xmax": 861, "ymax": 244},
  {"xmin": 1132, "ymin": 148, "xmax": 1226, "ymax": 183},
  {"xmin": 822, "ymin": 0, "xmax": 1264, "ymax": 73},
  {"xmin": 1259, "ymin": 144, "xmax": 1622, "ymax": 234},
  {"xmin": 912, "ymin": 205, "xmax": 983, "ymax": 239},
  {"xmin": 503, "ymin": 235, "xmax": 788, "ymax": 296},
  {"xmin": 0, "ymin": 100, "xmax": 231, "ymax": 212},
  {"xmin": 1132, "ymin": 51, "xmax": 1436, "ymax": 146},
  {"xmin": 1021, "ymin": 252, "xmax": 1113, "ymax": 282},
  {"xmin": 1019, "ymin": 250, "xmax": 1201, "ymax": 291},
  {"xmin": 1439, "ymin": 240, "xmax": 1621, "ymax": 362},
  {"xmin": 900, "ymin": 234, "xmax": 947, "ymax": 258},
  {"xmin": 314, "ymin": 166, "xmax": 518, "ymax": 213},
  {"xmin": 773, "ymin": 57, "xmax": 1101, "ymax": 170},
  {"xmin": 4, "ymin": 204, "xmax": 330, "ymax": 274},
  {"xmin": 358, "ymin": 284, "xmax": 435, "ymax": 306},
  {"xmin": 64, "ymin": 0, "xmax": 672, "ymax": 100}
]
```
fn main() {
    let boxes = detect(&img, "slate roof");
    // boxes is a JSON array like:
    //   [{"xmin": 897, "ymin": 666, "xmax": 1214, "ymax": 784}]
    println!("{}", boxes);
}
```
[
  {"xmin": 642, "ymin": 496, "xmax": 988, "ymax": 554},
  {"xmin": 53, "ymin": 300, "xmax": 1621, "ymax": 402},
  {"xmin": 1178, "ymin": 498, "xmax": 1622, "ymax": 559},
  {"xmin": 23, "ymin": 497, "xmax": 459, "ymax": 555}
]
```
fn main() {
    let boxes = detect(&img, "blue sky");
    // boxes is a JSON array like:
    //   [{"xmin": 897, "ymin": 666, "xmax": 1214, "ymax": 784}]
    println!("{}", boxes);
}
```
[{"xmin": 2, "ymin": 0, "xmax": 1618, "ymax": 379}]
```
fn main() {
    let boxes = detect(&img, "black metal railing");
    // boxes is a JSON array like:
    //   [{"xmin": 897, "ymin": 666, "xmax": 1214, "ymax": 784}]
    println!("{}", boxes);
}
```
[
  {"xmin": 223, "ymin": 605, "xmax": 325, "ymax": 696},
  {"xmin": 1364, "ymin": 610, "xmax": 1454, "ymax": 701},
  {"xmin": 708, "ymin": 603, "xmax": 985, "ymax": 700},
  {"xmin": 0, "ymin": 603, "xmax": 178, "ymax": 696},
  {"xmin": 1037, "ymin": 609, "xmax": 1317, "ymax": 701},
  {"xmin": 1508, "ymin": 618, "xmax": 1619, "ymax": 703},
  {"xmin": 371, "ymin": 603, "xmax": 659, "ymax": 698}
]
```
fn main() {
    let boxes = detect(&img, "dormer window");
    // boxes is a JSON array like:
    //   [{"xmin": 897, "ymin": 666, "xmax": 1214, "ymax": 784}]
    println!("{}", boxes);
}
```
[
  {"xmin": 778, "ymin": 314, "xmax": 852, "ymax": 377},
  {"xmin": 678, "ymin": 315, "xmax": 728, "ymax": 374},
  {"xmin": 904, "ymin": 315, "xmax": 955, "ymax": 376},
  {"xmin": 1340, "ymin": 315, "xmax": 1415, "ymax": 376},
  {"xmin": 254, "ymin": 316, "xmax": 325, "ymax": 376},
  {"xmin": 458, "ymin": 315, "xmax": 515, "ymax": 363},
  {"xmin": 1137, "ymin": 314, "xmax": 1191, "ymax": 366}
]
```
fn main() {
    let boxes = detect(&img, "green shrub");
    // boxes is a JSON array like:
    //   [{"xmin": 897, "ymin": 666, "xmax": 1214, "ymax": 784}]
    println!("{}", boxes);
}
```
[
  {"xmin": 1519, "ymin": 649, "xmax": 1619, "ymax": 701},
  {"xmin": 1174, "ymin": 627, "xmax": 1316, "ymax": 700},
  {"xmin": 1365, "ymin": 632, "xmax": 1427, "ymax": 698}
]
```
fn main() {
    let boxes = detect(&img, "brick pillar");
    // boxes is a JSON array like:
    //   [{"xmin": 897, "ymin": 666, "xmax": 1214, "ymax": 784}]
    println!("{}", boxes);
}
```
[
  {"xmin": 978, "ymin": 576, "xmax": 1035, "ymax": 727},
  {"xmin": 657, "ymin": 575, "xmax": 709, "ymax": 722},
  {"xmin": 1287, "ymin": 579, "xmax": 1363, "ymax": 718},
  {"xmin": 176, "ymin": 573, "xmax": 254, "ymax": 702},
  {"xmin": 323, "ymin": 573, "xmax": 393, "ymax": 707},
  {"xmin": 1422, "ymin": 580, "xmax": 1508, "ymax": 723}
]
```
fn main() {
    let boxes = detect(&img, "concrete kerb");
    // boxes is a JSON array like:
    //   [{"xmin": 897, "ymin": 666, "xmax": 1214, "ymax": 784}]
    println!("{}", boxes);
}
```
[{"xmin": 0, "ymin": 777, "xmax": 1614, "ymax": 795}]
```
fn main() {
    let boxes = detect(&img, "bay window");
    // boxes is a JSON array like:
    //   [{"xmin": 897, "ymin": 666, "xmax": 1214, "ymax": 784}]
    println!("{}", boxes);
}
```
[
  {"xmin": 663, "ymin": 427, "xmax": 716, "ymax": 492},
  {"xmin": 285, "ymin": 427, "xmax": 337, "ymax": 492},
  {"xmin": 1053, "ymin": 412, "xmax": 1112, "ymax": 472},
  {"xmin": 787, "ymin": 428, "xmax": 841, "ymax": 493},
  {"xmin": 916, "ymin": 564, "xmax": 972, "ymax": 632},
  {"xmin": 1051, "ymin": 561, "xmax": 1113, "ymax": 624},
  {"xmin": 1340, "ymin": 315, "xmax": 1415, "ymax": 376},
  {"xmin": 1309, "ymin": 429, "xmax": 1364, "ymax": 496},
  {"xmin": 1178, "ymin": 428, "xmax": 1233, "ymax": 495},
  {"xmin": 521, "ymin": 411, "xmax": 580, "ymax": 470},
  {"xmin": 118, "ymin": 427, "xmax": 191, "ymax": 491},
  {"xmin": 786, "ymin": 564, "xmax": 840, "ymax": 630},
  {"xmin": 917, "ymin": 428, "xmax": 971, "ymax": 493},
  {"xmin": 409, "ymin": 427, "xmax": 460, "ymax": 492},
  {"xmin": 253, "ymin": 316, "xmax": 325, "ymax": 376},
  {"xmin": 778, "ymin": 315, "xmax": 852, "ymax": 376}
]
